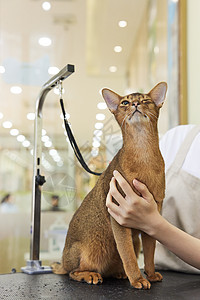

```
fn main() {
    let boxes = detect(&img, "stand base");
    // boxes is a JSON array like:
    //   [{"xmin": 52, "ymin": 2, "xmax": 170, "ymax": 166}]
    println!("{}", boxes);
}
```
[{"xmin": 21, "ymin": 260, "xmax": 52, "ymax": 275}]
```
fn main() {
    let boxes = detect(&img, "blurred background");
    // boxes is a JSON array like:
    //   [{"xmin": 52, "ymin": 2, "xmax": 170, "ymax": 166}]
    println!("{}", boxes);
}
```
[{"xmin": 0, "ymin": 0, "xmax": 198, "ymax": 273}]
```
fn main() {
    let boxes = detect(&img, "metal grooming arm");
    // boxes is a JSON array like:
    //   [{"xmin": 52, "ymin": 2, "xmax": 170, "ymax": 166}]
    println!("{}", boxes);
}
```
[{"xmin": 22, "ymin": 64, "xmax": 75, "ymax": 274}]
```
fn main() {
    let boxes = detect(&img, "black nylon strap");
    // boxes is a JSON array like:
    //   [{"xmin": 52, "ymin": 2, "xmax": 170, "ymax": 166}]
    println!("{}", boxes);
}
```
[{"xmin": 60, "ymin": 98, "xmax": 102, "ymax": 176}]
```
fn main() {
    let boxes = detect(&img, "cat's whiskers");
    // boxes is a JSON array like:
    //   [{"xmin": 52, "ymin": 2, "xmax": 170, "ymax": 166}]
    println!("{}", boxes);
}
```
[
  {"xmin": 125, "ymin": 111, "xmax": 135, "ymax": 134},
  {"xmin": 147, "ymin": 111, "xmax": 158, "ymax": 120},
  {"xmin": 146, "ymin": 112, "xmax": 157, "ymax": 134},
  {"xmin": 120, "ymin": 114, "xmax": 129, "ymax": 131},
  {"xmin": 149, "ymin": 119, "xmax": 154, "ymax": 134},
  {"xmin": 121, "ymin": 110, "xmax": 157, "ymax": 136},
  {"xmin": 120, "ymin": 116, "xmax": 126, "ymax": 129},
  {"xmin": 120, "ymin": 111, "xmax": 134, "ymax": 135}
]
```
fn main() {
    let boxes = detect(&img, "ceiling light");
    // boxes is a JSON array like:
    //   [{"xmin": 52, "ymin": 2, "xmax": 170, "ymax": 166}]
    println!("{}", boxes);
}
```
[
  {"xmin": 42, "ymin": 158, "xmax": 53, "ymax": 171},
  {"xmin": 97, "ymin": 102, "xmax": 107, "ymax": 110},
  {"xmin": 93, "ymin": 136, "xmax": 101, "ymax": 143},
  {"xmin": 114, "ymin": 46, "xmax": 122, "ymax": 53},
  {"xmin": 154, "ymin": 46, "xmax": 160, "ymax": 54},
  {"xmin": 27, "ymin": 112, "xmax": 35, "ymax": 120},
  {"xmin": 30, "ymin": 149, "xmax": 34, "ymax": 156},
  {"xmin": 42, "ymin": 135, "xmax": 49, "ymax": 142},
  {"xmin": 38, "ymin": 37, "xmax": 52, "ymax": 47},
  {"xmin": 118, "ymin": 20, "xmax": 127, "ymax": 28},
  {"xmin": 92, "ymin": 140, "xmax": 100, "ymax": 148},
  {"xmin": 94, "ymin": 130, "xmax": 102, "ymax": 137},
  {"xmin": 53, "ymin": 156, "xmax": 61, "ymax": 162},
  {"xmin": 42, "ymin": 1, "xmax": 51, "ymax": 11},
  {"xmin": 96, "ymin": 113, "xmax": 105, "ymax": 121},
  {"xmin": 48, "ymin": 66, "xmax": 59, "ymax": 75},
  {"xmin": 0, "ymin": 66, "xmax": 5, "ymax": 73},
  {"xmin": 3, "ymin": 121, "xmax": 12, "ymax": 128},
  {"xmin": 49, "ymin": 149, "xmax": 57, "ymax": 156},
  {"xmin": 44, "ymin": 141, "xmax": 52, "ymax": 147},
  {"xmin": 0, "ymin": 112, "xmax": 3, "ymax": 119},
  {"xmin": 10, "ymin": 129, "xmax": 19, "ymax": 136},
  {"xmin": 22, "ymin": 140, "xmax": 31, "ymax": 148},
  {"xmin": 109, "ymin": 66, "xmax": 117, "ymax": 73},
  {"xmin": 17, "ymin": 135, "xmax": 25, "ymax": 142},
  {"xmin": 95, "ymin": 122, "xmax": 104, "ymax": 130},
  {"xmin": 10, "ymin": 86, "xmax": 22, "ymax": 94},
  {"xmin": 91, "ymin": 148, "xmax": 99, "ymax": 157},
  {"xmin": 52, "ymin": 153, "xmax": 60, "ymax": 161},
  {"xmin": 57, "ymin": 161, "xmax": 63, "ymax": 167},
  {"xmin": 42, "ymin": 129, "xmax": 46, "ymax": 136}
]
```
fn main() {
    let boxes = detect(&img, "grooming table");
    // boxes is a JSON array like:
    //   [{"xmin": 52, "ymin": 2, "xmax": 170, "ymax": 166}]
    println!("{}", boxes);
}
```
[{"xmin": 0, "ymin": 270, "xmax": 199, "ymax": 299}]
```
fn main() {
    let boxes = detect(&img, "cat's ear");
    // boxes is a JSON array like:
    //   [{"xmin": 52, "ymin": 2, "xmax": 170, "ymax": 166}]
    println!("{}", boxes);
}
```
[
  {"xmin": 148, "ymin": 82, "xmax": 167, "ymax": 108},
  {"xmin": 101, "ymin": 88, "xmax": 121, "ymax": 113}
]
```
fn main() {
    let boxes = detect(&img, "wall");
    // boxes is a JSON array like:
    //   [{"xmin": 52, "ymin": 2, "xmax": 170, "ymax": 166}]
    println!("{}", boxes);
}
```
[
  {"xmin": 127, "ymin": 0, "xmax": 169, "ymax": 135},
  {"xmin": 187, "ymin": 0, "xmax": 200, "ymax": 124}
]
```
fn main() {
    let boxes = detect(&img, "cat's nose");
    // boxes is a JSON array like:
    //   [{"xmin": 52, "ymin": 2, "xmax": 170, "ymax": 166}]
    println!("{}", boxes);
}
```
[{"xmin": 133, "ymin": 102, "xmax": 139, "ymax": 107}]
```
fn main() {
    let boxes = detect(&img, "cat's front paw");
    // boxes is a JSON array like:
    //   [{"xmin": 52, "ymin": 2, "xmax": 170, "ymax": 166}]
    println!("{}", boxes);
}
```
[
  {"xmin": 70, "ymin": 271, "xmax": 103, "ymax": 285},
  {"xmin": 130, "ymin": 277, "xmax": 151, "ymax": 289},
  {"xmin": 146, "ymin": 271, "xmax": 163, "ymax": 282}
]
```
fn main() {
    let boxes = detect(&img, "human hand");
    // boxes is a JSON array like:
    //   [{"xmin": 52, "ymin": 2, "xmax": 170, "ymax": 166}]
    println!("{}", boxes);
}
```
[{"xmin": 106, "ymin": 170, "xmax": 161, "ymax": 235}]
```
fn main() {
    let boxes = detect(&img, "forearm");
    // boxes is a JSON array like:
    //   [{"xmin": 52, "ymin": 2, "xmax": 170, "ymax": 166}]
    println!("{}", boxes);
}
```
[
  {"xmin": 107, "ymin": 171, "xmax": 200, "ymax": 270},
  {"xmin": 148, "ymin": 214, "xmax": 200, "ymax": 270}
]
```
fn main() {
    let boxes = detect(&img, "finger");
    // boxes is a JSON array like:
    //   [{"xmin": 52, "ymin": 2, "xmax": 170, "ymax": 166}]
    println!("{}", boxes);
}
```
[
  {"xmin": 109, "ymin": 177, "xmax": 126, "ymax": 206},
  {"xmin": 107, "ymin": 207, "xmax": 121, "ymax": 224},
  {"xmin": 106, "ymin": 191, "xmax": 121, "ymax": 215},
  {"xmin": 106, "ymin": 191, "xmax": 113, "ymax": 207},
  {"xmin": 113, "ymin": 170, "xmax": 133, "ymax": 197},
  {"xmin": 133, "ymin": 179, "xmax": 152, "ymax": 202}
]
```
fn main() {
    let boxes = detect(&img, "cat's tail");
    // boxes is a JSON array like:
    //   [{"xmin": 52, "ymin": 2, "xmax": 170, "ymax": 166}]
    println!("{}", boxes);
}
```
[{"xmin": 51, "ymin": 262, "xmax": 68, "ymax": 275}]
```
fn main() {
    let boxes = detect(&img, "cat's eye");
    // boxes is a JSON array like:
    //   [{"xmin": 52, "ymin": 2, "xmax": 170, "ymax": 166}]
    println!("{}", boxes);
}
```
[{"xmin": 121, "ymin": 100, "xmax": 129, "ymax": 106}]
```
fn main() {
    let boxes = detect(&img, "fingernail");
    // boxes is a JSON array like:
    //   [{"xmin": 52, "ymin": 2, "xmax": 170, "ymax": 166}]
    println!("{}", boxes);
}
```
[{"xmin": 113, "ymin": 170, "xmax": 118, "ymax": 176}]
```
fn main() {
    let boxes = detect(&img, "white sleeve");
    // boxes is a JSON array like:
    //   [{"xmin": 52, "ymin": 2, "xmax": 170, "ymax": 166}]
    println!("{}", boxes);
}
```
[{"xmin": 159, "ymin": 125, "xmax": 196, "ymax": 172}]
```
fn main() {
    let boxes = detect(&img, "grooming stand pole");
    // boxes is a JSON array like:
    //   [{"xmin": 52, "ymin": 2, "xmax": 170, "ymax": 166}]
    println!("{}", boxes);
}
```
[{"xmin": 21, "ymin": 64, "xmax": 75, "ymax": 274}]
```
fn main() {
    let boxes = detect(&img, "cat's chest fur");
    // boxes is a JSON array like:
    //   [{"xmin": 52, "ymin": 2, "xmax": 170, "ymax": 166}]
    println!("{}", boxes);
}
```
[
  {"xmin": 116, "ymin": 131, "xmax": 164, "ymax": 187},
  {"xmin": 102, "ymin": 140, "xmax": 164, "ymax": 202}
]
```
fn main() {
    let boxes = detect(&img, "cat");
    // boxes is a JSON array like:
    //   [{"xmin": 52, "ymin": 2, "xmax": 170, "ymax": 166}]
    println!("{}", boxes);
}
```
[{"xmin": 51, "ymin": 82, "xmax": 167, "ymax": 290}]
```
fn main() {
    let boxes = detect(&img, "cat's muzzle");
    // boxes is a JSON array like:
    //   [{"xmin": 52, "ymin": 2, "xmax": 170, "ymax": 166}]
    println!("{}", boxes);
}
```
[{"xmin": 129, "ymin": 108, "xmax": 142, "ymax": 120}]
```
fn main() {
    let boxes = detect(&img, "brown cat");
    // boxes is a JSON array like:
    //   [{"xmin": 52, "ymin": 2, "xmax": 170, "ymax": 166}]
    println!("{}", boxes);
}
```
[{"xmin": 52, "ymin": 82, "xmax": 167, "ymax": 289}]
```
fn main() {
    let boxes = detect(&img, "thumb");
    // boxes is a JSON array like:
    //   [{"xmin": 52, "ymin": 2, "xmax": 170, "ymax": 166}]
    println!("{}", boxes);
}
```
[{"xmin": 133, "ymin": 179, "xmax": 152, "ymax": 203}]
